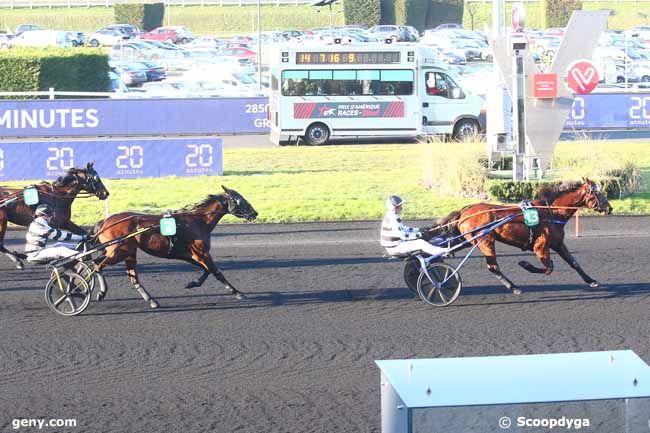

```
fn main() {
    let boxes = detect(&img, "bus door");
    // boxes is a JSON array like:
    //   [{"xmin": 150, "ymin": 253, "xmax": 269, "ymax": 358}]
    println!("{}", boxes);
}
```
[{"xmin": 421, "ymin": 70, "xmax": 468, "ymax": 135}]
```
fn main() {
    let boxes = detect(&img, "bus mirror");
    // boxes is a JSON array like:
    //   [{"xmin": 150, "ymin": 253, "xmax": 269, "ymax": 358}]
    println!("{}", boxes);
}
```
[{"xmin": 451, "ymin": 87, "xmax": 464, "ymax": 99}]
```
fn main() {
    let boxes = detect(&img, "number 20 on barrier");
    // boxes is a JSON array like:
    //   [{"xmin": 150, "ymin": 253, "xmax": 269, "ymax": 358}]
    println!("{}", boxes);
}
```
[
  {"xmin": 47, "ymin": 147, "xmax": 74, "ymax": 171},
  {"xmin": 185, "ymin": 144, "xmax": 213, "ymax": 168},
  {"xmin": 116, "ymin": 145, "xmax": 144, "ymax": 169}
]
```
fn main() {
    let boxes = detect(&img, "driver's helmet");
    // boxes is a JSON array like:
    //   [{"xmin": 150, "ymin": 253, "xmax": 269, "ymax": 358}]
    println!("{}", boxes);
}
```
[
  {"xmin": 385, "ymin": 195, "xmax": 405, "ymax": 210},
  {"xmin": 35, "ymin": 204, "xmax": 53, "ymax": 218}
]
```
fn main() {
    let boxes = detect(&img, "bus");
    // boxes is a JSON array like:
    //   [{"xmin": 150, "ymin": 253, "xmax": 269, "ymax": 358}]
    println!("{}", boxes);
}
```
[{"xmin": 268, "ymin": 42, "xmax": 484, "ymax": 145}]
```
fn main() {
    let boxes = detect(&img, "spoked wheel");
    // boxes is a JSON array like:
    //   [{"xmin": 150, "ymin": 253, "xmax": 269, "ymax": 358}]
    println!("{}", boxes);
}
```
[
  {"xmin": 416, "ymin": 262, "xmax": 462, "ymax": 307},
  {"xmin": 403, "ymin": 257, "xmax": 420, "ymax": 294},
  {"xmin": 44, "ymin": 271, "xmax": 91, "ymax": 316},
  {"xmin": 74, "ymin": 261, "xmax": 107, "ymax": 300}
]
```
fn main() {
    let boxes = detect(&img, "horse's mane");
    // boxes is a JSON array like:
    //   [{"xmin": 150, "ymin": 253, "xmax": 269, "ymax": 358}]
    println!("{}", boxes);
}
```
[
  {"xmin": 536, "ymin": 181, "xmax": 582, "ymax": 202},
  {"xmin": 178, "ymin": 194, "xmax": 225, "ymax": 212},
  {"xmin": 53, "ymin": 168, "xmax": 79, "ymax": 187}
]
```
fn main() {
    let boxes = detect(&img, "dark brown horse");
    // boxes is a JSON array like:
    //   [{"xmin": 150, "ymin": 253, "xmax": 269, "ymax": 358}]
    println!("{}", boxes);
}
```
[
  {"xmin": 435, "ymin": 178, "xmax": 612, "ymax": 295},
  {"xmin": 91, "ymin": 186, "xmax": 258, "ymax": 309},
  {"xmin": 0, "ymin": 162, "xmax": 109, "ymax": 269}
]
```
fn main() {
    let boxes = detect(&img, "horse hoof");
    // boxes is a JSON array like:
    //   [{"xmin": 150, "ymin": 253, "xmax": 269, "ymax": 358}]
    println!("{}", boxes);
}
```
[
  {"xmin": 185, "ymin": 281, "xmax": 198, "ymax": 289},
  {"xmin": 149, "ymin": 299, "xmax": 160, "ymax": 309},
  {"xmin": 96, "ymin": 290, "xmax": 106, "ymax": 302},
  {"xmin": 512, "ymin": 287, "xmax": 522, "ymax": 295},
  {"xmin": 15, "ymin": 262, "xmax": 24, "ymax": 270},
  {"xmin": 235, "ymin": 292, "xmax": 246, "ymax": 300},
  {"xmin": 589, "ymin": 281, "xmax": 599, "ymax": 288}
]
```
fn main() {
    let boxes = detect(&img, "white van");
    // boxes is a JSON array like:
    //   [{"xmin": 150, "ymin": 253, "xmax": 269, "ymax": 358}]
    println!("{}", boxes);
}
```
[
  {"xmin": 268, "ymin": 43, "xmax": 484, "ymax": 145},
  {"xmin": 11, "ymin": 30, "xmax": 72, "ymax": 48}
]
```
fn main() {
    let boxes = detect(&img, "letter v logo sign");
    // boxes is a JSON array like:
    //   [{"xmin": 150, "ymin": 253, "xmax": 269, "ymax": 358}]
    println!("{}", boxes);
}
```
[{"xmin": 567, "ymin": 59, "xmax": 599, "ymax": 94}]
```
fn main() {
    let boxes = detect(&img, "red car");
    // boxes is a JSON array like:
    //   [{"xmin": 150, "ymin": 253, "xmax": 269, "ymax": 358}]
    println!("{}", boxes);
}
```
[
  {"xmin": 221, "ymin": 47, "xmax": 257, "ymax": 62},
  {"xmin": 141, "ymin": 27, "xmax": 180, "ymax": 43}
]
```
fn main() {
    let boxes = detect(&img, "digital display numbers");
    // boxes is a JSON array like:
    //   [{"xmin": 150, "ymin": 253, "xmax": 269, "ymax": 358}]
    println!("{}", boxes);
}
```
[{"xmin": 296, "ymin": 51, "xmax": 401, "ymax": 65}]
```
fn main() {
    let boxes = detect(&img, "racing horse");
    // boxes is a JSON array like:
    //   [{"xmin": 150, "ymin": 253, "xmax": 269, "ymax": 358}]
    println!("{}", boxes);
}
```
[
  {"xmin": 434, "ymin": 178, "xmax": 612, "ymax": 295},
  {"xmin": 0, "ymin": 162, "xmax": 109, "ymax": 269},
  {"xmin": 91, "ymin": 186, "xmax": 258, "ymax": 309}
]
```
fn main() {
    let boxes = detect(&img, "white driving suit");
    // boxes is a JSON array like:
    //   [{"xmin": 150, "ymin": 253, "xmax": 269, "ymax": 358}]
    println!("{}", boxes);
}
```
[
  {"xmin": 25, "ymin": 217, "xmax": 83, "ymax": 262},
  {"xmin": 380, "ymin": 209, "xmax": 446, "ymax": 258}
]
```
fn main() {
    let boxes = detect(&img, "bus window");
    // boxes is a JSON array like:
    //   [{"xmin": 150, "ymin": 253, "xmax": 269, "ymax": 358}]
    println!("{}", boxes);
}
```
[
  {"xmin": 380, "ymin": 70, "xmax": 414, "ymax": 95},
  {"xmin": 425, "ymin": 72, "xmax": 463, "ymax": 99},
  {"xmin": 281, "ymin": 69, "xmax": 414, "ymax": 96}
]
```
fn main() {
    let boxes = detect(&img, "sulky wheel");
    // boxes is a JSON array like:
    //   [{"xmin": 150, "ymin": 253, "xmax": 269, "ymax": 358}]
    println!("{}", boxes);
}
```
[
  {"xmin": 416, "ymin": 262, "xmax": 462, "ymax": 307},
  {"xmin": 403, "ymin": 257, "xmax": 420, "ymax": 295},
  {"xmin": 44, "ymin": 271, "xmax": 91, "ymax": 316}
]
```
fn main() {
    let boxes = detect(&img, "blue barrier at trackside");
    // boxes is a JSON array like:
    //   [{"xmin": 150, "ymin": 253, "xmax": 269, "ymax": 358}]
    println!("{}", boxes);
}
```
[{"xmin": 0, "ymin": 94, "xmax": 649, "ymax": 139}]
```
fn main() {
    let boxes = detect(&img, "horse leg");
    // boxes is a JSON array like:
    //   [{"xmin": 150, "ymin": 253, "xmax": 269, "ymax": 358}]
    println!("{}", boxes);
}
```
[
  {"xmin": 189, "ymin": 250, "xmax": 245, "ymax": 300},
  {"xmin": 0, "ymin": 212, "xmax": 24, "ymax": 270},
  {"xmin": 477, "ymin": 238, "xmax": 522, "ymax": 295},
  {"xmin": 125, "ymin": 256, "xmax": 159, "ymax": 309},
  {"xmin": 185, "ymin": 270, "xmax": 209, "ymax": 289},
  {"xmin": 552, "ymin": 241, "xmax": 599, "ymax": 288},
  {"xmin": 518, "ymin": 238, "xmax": 554, "ymax": 275}
]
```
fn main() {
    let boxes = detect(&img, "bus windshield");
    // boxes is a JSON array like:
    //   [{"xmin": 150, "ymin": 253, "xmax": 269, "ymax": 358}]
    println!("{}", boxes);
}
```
[{"xmin": 280, "ymin": 69, "xmax": 414, "ymax": 96}]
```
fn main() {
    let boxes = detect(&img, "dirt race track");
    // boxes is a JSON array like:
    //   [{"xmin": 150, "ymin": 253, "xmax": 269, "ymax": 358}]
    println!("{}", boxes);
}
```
[{"xmin": 1, "ymin": 217, "xmax": 649, "ymax": 433}]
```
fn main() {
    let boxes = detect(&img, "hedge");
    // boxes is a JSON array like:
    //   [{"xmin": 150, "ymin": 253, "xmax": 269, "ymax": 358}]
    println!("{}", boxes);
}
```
[
  {"xmin": 0, "ymin": 48, "xmax": 110, "ymax": 97},
  {"xmin": 114, "ymin": 2, "xmax": 164, "ymax": 32},
  {"xmin": 344, "ymin": 0, "xmax": 382, "ymax": 27},
  {"xmin": 487, "ymin": 178, "xmax": 622, "ymax": 203},
  {"xmin": 542, "ymin": 0, "xmax": 583, "ymax": 28},
  {"xmin": 393, "ymin": 0, "xmax": 463, "ymax": 32}
]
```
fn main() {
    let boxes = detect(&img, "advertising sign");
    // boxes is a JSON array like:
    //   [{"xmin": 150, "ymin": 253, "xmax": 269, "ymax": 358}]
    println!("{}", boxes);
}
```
[
  {"xmin": 566, "ymin": 60, "xmax": 600, "ymax": 95},
  {"xmin": 293, "ymin": 101, "xmax": 405, "ymax": 119},
  {"xmin": 565, "ymin": 93, "xmax": 650, "ymax": 129},
  {"xmin": 533, "ymin": 73, "xmax": 558, "ymax": 99},
  {"xmin": 0, "ymin": 137, "xmax": 222, "ymax": 181},
  {"xmin": 0, "ymin": 98, "xmax": 269, "ymax": 138}
]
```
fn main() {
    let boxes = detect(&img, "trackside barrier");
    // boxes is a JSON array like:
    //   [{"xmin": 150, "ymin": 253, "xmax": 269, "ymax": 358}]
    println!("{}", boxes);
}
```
[{"xmin": 0, "ymin": 137, "xmax": 223, "ymax": 181}]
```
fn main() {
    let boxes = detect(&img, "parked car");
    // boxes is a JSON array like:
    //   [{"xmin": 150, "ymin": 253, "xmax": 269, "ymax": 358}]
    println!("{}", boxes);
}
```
[
  {"xmin": 401, "ymin": 26, "xmax": 419, "ymax": 42},
  {"xmin": 369, "ymin": 25, "xmax": 402, "ymax": 42},
  {"xmin": 15, "ymin": 24, "xmax": 43, "ymax": 35},
  {"xmin": 0, "ymin": 33, "xmax": 13, "ymax": 49},
  {"xmin": 11, "ymin": 30, "xmax": 72, "ymax": 48},
  {"xmin": 132, "ymin": 61, "xmax": 166, "ymax": 81},
  {"xmin": 88, "ymin": 29, "xmax": 128, "ymax": 47},
  {"xmin": 104, "ymin": 24, "xmax": 141, "ymax": 39},
  {"xmin": 185, "ymin": 36, "xmax": 223, "ymax": 51},
  {"xmin": 110, "ymin": 61, "xmax": 148, "ymax": 87},
  {"xmin": 67, "ymin": 31, "xmax": 85, "ymax": 47},
  {"xmin": 141, "ymin": 81, "xmax": 200, "ymax": 98},
  {"xmin": 141, "ymin": 27, "xmax": 180, "ymax": 43},
  {"xmin": 434, "ymin": 23, "xmax": 462, "ymax": 31},
  {"xmin": 220, "ymin": 47, "xmax": 257, "ymax": 62}
]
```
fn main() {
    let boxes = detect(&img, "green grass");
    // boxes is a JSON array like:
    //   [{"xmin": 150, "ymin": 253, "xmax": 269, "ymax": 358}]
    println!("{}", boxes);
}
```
[
  {"xmin": 0, "ymin": 4, "xmax": 344, "ymax": 35},
  {"xmin": 4, "ymin": 140, "xmax": 650, "ymax": 226},
  {"xmin": 463, "ymin": 1, "xmax": 650, "ymax": 31}
]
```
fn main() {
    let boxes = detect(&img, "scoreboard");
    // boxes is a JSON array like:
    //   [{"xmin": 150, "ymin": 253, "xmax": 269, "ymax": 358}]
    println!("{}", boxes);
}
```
[{"xmin": 295, "ymin": 51, "xmax": 401, "ymax": 65}]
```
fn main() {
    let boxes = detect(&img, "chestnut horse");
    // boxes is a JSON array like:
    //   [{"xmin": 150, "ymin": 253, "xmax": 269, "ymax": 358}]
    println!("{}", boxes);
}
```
[
  {"xmin": 91, "ymin": 186, "xmax": 258, "ymax": 309},
  {"xmin": 434, "ymin": 178, "xmax": 612, "ymax": 295},
  {"xmin": 0, "ymin": 162, "xmax": 109, "ymax": 269}
]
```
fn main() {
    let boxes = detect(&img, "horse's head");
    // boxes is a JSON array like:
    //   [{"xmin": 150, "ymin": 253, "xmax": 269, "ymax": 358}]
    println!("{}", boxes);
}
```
[
  {"xmin": 580, "ymin": 178, "xmax": 612, "ymax": 215},
  {"xmin": 57, "ymin": 162, "xmax": 109, "ymax": 200},
  {"xmin": 222, "ymin": 185, "xmax": 258, "ymax": 222}
]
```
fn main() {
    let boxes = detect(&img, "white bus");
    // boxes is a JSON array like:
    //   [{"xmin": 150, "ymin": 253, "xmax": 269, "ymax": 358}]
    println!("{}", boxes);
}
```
[{"xmin": 268, "ymin": 42, "xmax": 484, "ymax": 145}]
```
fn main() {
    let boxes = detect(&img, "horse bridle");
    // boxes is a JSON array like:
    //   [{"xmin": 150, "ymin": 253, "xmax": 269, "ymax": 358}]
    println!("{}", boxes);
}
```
[{"xmin": 584, "ymin": 183, "xmax": 603, "ymax": 211}]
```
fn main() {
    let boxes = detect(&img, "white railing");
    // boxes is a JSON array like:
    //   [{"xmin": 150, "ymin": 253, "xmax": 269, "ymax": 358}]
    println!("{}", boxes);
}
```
[
  {"xmin": 0, "ymin": 89, "xmax": 113, "ymax": 98},
  {"xmin": 0, "ymin": 0, "xmax": 311, "ymax": 7}
]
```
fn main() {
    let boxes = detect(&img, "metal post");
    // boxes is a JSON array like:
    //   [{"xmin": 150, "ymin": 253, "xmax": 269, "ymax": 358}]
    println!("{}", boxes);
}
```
[
  {"xmin": 48, "ymin": 87, "xmax": 55, "ymax": 100},
  {"xmin": 487, "ymin": 0, "xmax": 510, "ymax": 169},
  {"xmin": 257, "ymin": 0, "xmax": 262, "ymax": 90},
  {"xmin": 381, "ymin": 372, "xmax": 410, "ymax": 433},
  {"xmin": 512, "ymin": 52, "xmax": 526, "ymax": 181},
  {"xmin": 624, "ymin": 33, "xmax": 628, "ymax": 88}
]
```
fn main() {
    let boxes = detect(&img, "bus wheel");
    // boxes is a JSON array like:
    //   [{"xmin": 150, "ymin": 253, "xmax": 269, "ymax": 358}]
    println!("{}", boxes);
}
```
[
  {"xmin": 304, "ymin": 123, "xmax": 330, "ymax": 145},
  {"xmin": 453, "ymin": 119, "xmax": 479, "ymax": 141}
]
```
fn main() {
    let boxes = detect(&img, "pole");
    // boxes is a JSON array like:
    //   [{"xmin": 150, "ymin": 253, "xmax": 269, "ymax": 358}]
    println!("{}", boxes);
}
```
[
  {"xmin": 329, "ymin": 3, "xmax": 333, "ymax": 32},
  {"xmin": 624, "ymin": 33, "xmax": 628, "ymax": 88},
  {"xmin": 257, "ymin": 0, "xmax": 262, "ymax": 90},
  {"xmin": 512, "ymin": 51, "xmax": 526, "ymax": 181}
]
